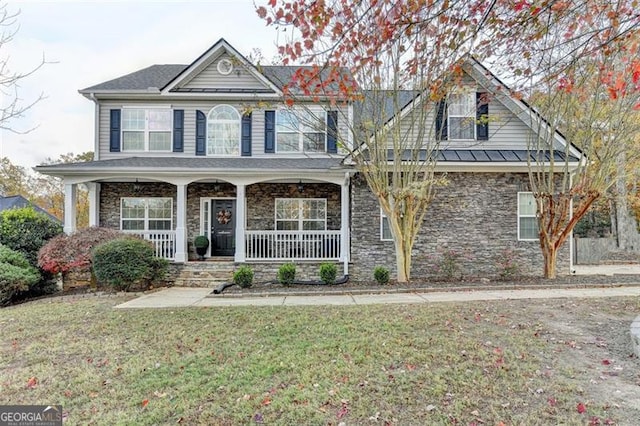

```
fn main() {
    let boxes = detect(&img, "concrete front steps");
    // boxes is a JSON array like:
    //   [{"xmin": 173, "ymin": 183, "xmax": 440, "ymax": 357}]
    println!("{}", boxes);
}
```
[{"xmin": 171, "ymin": 259, "xmax": 235, "ymax": 287}]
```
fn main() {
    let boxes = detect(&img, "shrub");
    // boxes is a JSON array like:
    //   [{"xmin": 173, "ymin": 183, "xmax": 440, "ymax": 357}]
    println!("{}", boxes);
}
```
[
  {"xmin": 0, "ymin": 207, "xmax": 63, "ymax": 267},
  {"xmin": 234, "ymin": 266, "xmax": 254, "ymax": 288},
  {"xmin": 0, "ymin": 245, "xmax": 40, "ymax": 305},
  {"xmin": 495, "ymin": 248, "xmax": 522, "ymax": 280},
  {"xmin": 373, "ymin": 266, "xmax": 390, "ymax": 285},
  {"xmin": 277, "ymin": 262, "xmax": 296, "ymax": 286},
  {"xmin": 319, "ymin": 262, "xmax": 337, "ymax": 285},
  {"xmin": 38, "ymin": 227, "xmax": 126, "ymax": 275},
  {"xmin": 194, "ymin": 235, "xmax": 209, "ymax": 249},
  {"xmin": 92, "ymin": 238, "xmax": 168, "ymax": 291}
]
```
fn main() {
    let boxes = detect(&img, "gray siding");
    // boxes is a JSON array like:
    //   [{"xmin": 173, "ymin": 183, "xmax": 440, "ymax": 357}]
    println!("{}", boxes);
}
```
[
  {"xmin": 99, "ymin": 100, "xmax": 351, "ymax": 160},
  {"xmin": 181, "ymin": 53, "xmax": 271, "ymax": 91}
]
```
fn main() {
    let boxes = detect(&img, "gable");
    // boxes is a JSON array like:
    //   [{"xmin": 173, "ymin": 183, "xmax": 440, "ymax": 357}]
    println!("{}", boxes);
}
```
[
  {"xmin": 178, "ymin": 52, "xmax": 274, "ymax": 92},
  {"xmin": 162, "ymin": 38, "xmax": 281, "ymax": 95}
]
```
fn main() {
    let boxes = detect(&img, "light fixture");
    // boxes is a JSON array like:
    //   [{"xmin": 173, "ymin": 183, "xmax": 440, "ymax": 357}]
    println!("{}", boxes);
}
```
[
  {"xmin": 133, "ymin": 179, "xmax": 142, "ymax": 193},
  {"xmin": 297, "ymin": 180, "xmax": 304, "ymax": 193},
  {"xmin": 213, "ymin": 180, "xmax": 221, "ymax": 192}
]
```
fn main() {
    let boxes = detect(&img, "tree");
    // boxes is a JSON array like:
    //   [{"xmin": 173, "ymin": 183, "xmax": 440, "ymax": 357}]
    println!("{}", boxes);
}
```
[
  {"xmin": 258, "ymin": 0, "xmax": 640, "ymax": 281},
  {"xmin": 33, "ymin": 152, "xmax": 93, "ymax": 228},
  {"xmin": 0, "ymin": 2, "xmax": 46, "ymax": 132},
  {"xmin": 0, "ymin": 157, "xmax": 34, "ymax": 196},
  {"xmin": 524, "ymin": 40, "xmax": 640, "ymax": 277}
]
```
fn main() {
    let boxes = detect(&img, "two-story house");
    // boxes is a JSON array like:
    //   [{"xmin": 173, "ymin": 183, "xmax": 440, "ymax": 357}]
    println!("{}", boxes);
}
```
[{"xmin": 36, "ymin": 38, "xmax": 579, "ymax": 282}]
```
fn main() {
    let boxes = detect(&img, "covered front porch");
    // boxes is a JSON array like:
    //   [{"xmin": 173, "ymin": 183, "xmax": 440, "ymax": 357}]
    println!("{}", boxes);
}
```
[{"xmin": 60, "ymin": 169, "xmax": 352, "ymax": 269}]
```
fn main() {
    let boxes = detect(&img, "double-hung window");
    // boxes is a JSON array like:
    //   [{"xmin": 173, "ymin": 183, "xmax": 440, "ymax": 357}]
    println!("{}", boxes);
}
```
[
  {"xmin": 275, "ymin": 199, "xmax": 326, "ymax": 230},
  {"xmin": 380, "ymin": 209, "xmax": 392, "ymax": 241},
  {"xmin": 122, "ymin": 108, "xmax": 172, "ymax": 152},
  {"xmin": 276, "ymin": 109, "xmax": 326, "ymax": 153},
  {"xmin": 448, "ymin": 92, "xmax": 476, "ymax": 140},
  {"xmin": 121, "ymin": 198, "xmax": 173, "ymax": 231},
  {"xmin": 517, "ymin": 192, "xmax": 539, "ymax": 240}
]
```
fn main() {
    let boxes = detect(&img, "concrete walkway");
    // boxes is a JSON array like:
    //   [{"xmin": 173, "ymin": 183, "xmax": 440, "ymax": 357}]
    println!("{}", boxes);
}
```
[{"xmin": 115, "ymin": 285, "xmax": 640, "ymax": 309}]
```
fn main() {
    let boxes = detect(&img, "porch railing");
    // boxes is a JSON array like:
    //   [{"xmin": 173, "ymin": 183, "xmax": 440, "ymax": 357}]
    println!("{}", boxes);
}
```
[
  {"xmin": 245, "ymin": 230, "xmax": 341, "ymax": 261},
  {"xmin": 126, "ymin": 230, "xmax": 176, "ymax": 261}
]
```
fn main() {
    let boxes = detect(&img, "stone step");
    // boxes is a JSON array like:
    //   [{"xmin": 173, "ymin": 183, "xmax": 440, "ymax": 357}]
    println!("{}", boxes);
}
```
[{"xmin": 173, "ymin": 277, "xmax": 229, "ymax": 288}]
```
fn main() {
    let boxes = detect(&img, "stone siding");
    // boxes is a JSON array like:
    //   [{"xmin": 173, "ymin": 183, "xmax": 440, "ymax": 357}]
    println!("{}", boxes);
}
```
[{"xmin": 350, "ymin": 172, "xmax": 571, "ymax": 280}]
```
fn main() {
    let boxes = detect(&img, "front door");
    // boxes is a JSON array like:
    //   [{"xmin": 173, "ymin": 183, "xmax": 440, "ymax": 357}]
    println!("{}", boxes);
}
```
[{"xmin": 211, "ymin": 199, "xmax": 236, "ymax": 256}]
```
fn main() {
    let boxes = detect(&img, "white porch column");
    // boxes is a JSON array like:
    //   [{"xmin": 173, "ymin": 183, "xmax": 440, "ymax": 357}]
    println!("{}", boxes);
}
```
[
  {"xmin": 87, "ymin": 182, "xmax": 100, "ymax": 227},
  {"xmin": 235, "ymin": 183, "xmax": 246, "ymax": 262},
  {"xmin": 174, "ymin": 183, "xmax": 188, "ymax": 263},
  {"xmin": 63, "ymin": 183, "xmax": 77, "ymax": 235},
  {"xmin": 340, "ymin": 175, "xmax": 350, "ymax": 274}
]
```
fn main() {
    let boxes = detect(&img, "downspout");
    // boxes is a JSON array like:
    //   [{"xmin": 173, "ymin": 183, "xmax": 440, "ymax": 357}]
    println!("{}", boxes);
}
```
[{"xmin": 88, "ymin": 93, "xmax": 100, "ymax": 161}]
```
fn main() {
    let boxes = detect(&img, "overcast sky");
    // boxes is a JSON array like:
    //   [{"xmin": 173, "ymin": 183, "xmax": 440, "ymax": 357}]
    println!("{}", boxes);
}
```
[{"xmin": 1, "ymin": 0, "xmax": 281, "ymax": 168}]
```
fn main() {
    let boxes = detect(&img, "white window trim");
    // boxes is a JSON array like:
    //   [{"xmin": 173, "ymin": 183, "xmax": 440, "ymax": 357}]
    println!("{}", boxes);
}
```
[
  {"xmin": 517, "ymin": 191, "xmax": 539, "ymax": 241},
  {"xmin": 121, "ymin": 106, "xmax": 173, "ymax": 153},
  {"xmin": 206, "ymin": 104, "xmax": 241, "ymax": 157},
  {"xmin": 380, "ymin": 209, "xmax": 392, "ymax": 241},
  {"xmin": 275, "ymin": 108, "xmax": 328, "ymax": 154},
  {"xmin": 120, "ymin": 197, "xmax": 173, "ymax": 231},
  {"xmin": 274, "ymin": 198, "xmax": 327, "ymax": 231},
  {"xmin": 447, "ymin": 91, "xmax": 477, "ymax": 141}
]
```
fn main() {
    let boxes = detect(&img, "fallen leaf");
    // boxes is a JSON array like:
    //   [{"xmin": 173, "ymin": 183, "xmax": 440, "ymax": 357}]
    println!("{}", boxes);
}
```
[
  {"xmin": 601, "ymin": 359, "xmax": 611, "ymax": 365},
  {"xmin": 548, "ymin": 397, "xmax": 557, "ymax": 407},
  {"xmin": 261, "ymin": 397, "xmax": 271, "ymax": 406},
  {"xmin": 26, "ymin": 377, "xmax": 37, "ymax": 389},
  {"xmin": 141, "ymin": 399, "xmax": 149, "ymax": 408},
  {"xmin": 577, "ymin": 402, "xmax": 586, "ymax": 414}
]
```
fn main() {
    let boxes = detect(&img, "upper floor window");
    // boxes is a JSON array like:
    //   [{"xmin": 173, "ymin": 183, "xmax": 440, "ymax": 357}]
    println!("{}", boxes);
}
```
[
  {"xmin": 275, "ymin": 198, "xmax": 327, "ymax": 230},
  {"xmin": 517, "ymin": 192, "xmax": 539, "ymax": 240},
  {"xmin": 122, "ymin": 108, "xmax": 172, "ymax": 152},
  {"xmin": 448, "ymin": 92, "xmax": 476, "ymax": 140},
  {"xmin": 208, "ymin": 105, "xmax": 240, "ymax": 156},
  {"xmin": 121, "ymin": 197, "xmax": 173, "ymax": 231},
  {"xmin": 276, "ymin": 109, "xmax": 326, "ymax": 153}
]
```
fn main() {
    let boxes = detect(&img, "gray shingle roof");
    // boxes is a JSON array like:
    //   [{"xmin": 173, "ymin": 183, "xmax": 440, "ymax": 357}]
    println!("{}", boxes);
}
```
[
  {"xmin": 81, "ymin": 64, "xmax": 188, "ymax": 92},
  {"xmin": 0, "ymin": 196, "xmax": 62, "ymax": 223},
  {"xmin": 35, "ymin": 156, "xmax": 348, "ymax": 172},
  {"xmin": 387, "ymin": 149, "xmax": 579, "ymax": 162}
]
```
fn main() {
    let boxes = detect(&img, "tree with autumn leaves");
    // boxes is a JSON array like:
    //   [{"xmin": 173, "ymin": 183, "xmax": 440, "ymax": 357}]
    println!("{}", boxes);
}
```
[{"xmin": 258, "ymin": 0, "xmax": 640, "ymax": 280}]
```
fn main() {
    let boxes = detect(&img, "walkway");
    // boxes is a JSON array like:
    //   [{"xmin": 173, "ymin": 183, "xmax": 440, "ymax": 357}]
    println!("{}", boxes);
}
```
[{"xmin": 115, "ymin": 285, "xmax": 640, "ymax": 309}]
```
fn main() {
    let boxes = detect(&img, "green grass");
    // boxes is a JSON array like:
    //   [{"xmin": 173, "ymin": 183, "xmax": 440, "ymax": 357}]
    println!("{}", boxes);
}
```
[{"xmin": 1, "ymin": 296, "xmax": 638, "ymax": 425}]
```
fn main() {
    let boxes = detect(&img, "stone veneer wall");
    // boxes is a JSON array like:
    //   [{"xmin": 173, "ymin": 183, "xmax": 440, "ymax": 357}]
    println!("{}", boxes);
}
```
[
  {"xmin": 349, "ymin": 172, "xmax": 571, "ymax": 280},
  {"xmin": 100, "ymin": 181, "xmax": 342, "ymax": 261},
  {"xmin": 246, "ymin": 183, "xmax": 341, "ymax": 230}
]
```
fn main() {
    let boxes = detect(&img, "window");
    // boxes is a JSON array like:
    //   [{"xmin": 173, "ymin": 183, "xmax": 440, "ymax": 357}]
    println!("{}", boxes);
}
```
[
  {"xmin": 518, "ymin": 192, "xmax": 539, "ymax": 240},
  {"xmin": 276, "ymin": 109, "xmax": 326, "ymax": 153},
  {"xmin": 448, "ymin": 92, "xmax": 476, "ymax": 140},
  {"xmin": 275, "ymin": 199, "xmax": 326, "ymax": 230},
  {"xmin": 380, "ymin": 209, "xmax": 392, "ymax": 241},
  {"xmin": 208, "ymin": 105, "xmax": 240, "ymax": 155},
  {"xmin": 121, "ymin": 198, "xmax": 172, "ymax": 231},
  {"xmin": 122, "ymin": 108, "xmax": 172, "ymax": 152}
]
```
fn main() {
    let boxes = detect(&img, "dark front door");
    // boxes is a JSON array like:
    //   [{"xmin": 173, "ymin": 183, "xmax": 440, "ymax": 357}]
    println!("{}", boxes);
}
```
[{"xmin": 211, "ymin": 199, "xmax": 236, "ymax": 256}]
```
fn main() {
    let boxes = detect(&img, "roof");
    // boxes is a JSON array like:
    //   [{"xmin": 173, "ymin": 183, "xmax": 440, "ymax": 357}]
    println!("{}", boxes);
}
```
[
  {"xmin": 387, "ymin": 149, "xmax": 579, "ymax": 162},
  {"xmin": 0, "ymin": 195, "xmax": 62, "ymax": 223},
  {"xmin": 81, "ymin": 64, "xmax": 188, "ymax": 92},
  {"xmin": 35, "ymin": 156, "xmax": 349, "ymax": 175}
]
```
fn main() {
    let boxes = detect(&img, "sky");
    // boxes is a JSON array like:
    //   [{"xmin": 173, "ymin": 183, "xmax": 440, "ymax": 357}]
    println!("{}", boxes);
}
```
[{"xmin": 0, "ymin": 0, "xmax": 281, "ymax": 168}]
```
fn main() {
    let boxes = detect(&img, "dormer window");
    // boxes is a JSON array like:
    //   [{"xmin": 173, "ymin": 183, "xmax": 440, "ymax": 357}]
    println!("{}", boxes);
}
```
[
  {"xmin": 276, "ymin": 109, "xmax": 326, "ymax": 153},
  {"xmin": 207, "ymin": 105, "xmax": 241, "ymax": 156},
  {"xmin": 121, "ymin": 108, "xmax": 172, "ymax": 152}
]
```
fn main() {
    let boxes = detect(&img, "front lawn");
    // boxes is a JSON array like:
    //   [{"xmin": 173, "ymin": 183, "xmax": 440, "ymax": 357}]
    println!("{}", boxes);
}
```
[{"xmin": 1, "ymin": 296, "xmax": 639, "ymax": 425}]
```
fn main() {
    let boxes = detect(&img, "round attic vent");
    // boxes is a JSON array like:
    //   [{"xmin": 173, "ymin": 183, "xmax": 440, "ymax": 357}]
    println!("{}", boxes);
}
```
[{"xmin": 217, "ymin": 58, "xmax": 234, "ymax": 75}]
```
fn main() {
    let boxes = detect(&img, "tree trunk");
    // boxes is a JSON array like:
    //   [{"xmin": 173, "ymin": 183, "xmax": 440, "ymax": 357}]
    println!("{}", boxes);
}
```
[
  {"xmin": 394, "ymin": 237, "xmax": 410, "ymax": 283},
  {"xmin": 542, "ymin": 243, "xmax": 558, "ymax": 279}
]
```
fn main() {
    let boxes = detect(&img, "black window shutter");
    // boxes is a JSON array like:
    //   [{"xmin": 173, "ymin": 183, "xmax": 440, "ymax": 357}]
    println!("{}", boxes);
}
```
[
  {"xmin": 264, "ymin": 110, "xmax": 275, "ymax": 153},
  {"xmin": 196, "ymin": 110, "xmax": 206, "ymax": 156},
  {"xmin": 327, "ymin": 110, "xmax": 338, "ymax": 153},
  {"xmin": 435, "ymin": 100, "xmax": 447, "ymax": 141},
  {"xmin": 241, "ymin": 113, "xmax": 252, "ymax": 156},
  {"xmin": 476, "ymin": 92, "xmax": 489, "ymax": 141},
  {"xmin": 173, "ymin": 110, "xmax": 184, "ymax": 152},
  {"xmin": 109, "ymin": 109, "xmax": 121, "ymax": 152}
]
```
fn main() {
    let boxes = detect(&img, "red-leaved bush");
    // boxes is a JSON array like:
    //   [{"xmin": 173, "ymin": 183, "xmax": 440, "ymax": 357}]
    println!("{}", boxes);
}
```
[{"xmin": 38, "ymin": 227, "xmax": 126, "ymax": 275}]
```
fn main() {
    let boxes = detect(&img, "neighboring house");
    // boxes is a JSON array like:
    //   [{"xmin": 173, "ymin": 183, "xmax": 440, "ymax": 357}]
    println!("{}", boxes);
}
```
[
  {"xmin": 36, "ymin": 38, "xmax": 579, "ymax": 281},
  {"xmin": 0, "ymin": 195, "xmax": 62, "ymax": 224}
]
